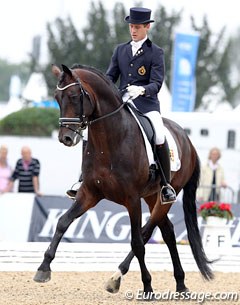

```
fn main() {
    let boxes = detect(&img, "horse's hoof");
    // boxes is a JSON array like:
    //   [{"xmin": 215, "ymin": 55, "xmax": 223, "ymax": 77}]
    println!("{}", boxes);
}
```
[
  {"xmin": 177, "ymin": 287, "xmax": 189, "ymax": 293},
  {"xmin": 139, "ymin": 291, "xmax": 156, "ymax": 302},
  {"xmin": 175, "ymin": 287, "xmax": 190, "ymax": 300},
  {"xmin": 33, "ymin": 270, "xmax": 51, "ymax": 283},
  {"xmin": 105, "ymin": 275, "xmax": 121, "ymax": 293}
]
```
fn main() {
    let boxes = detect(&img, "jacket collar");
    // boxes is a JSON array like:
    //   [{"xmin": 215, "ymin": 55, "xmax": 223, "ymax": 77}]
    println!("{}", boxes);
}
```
[{"xmin": 127, "ymin": 38, "xmax": 152, "ymax": 60}]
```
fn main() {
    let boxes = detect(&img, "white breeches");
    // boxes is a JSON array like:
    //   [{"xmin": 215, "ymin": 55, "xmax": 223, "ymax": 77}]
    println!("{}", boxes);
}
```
[
  {"xmin": 83, "ymin": 108, "xmax": 165, "ymax": 144},
  {"xmin": 145, "ymin": 111, "xmax": 165, "ymax": 145}
]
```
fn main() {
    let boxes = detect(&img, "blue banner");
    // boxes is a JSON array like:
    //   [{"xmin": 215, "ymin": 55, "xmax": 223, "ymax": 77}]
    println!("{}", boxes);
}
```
[{"xmin": 171, "ymin": 32, "xmax": 200, "ymax": 112}]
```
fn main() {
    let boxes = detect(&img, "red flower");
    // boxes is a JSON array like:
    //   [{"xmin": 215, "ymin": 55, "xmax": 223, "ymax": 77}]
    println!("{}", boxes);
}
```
[
  {"xmin": 219, "ymin": 203, "xmax": 231, "ymax": 211},
  {"xmin": 199, "ymin": 201, "xmax": 215, "ymax": 210},
  {"xmin": 198, "ymin": 201, "xmax": 233, "ymax": 220}
]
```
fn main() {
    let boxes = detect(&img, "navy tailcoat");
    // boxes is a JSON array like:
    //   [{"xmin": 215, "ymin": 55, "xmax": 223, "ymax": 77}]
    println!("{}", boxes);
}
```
[{"xmin": 106, "ymin": 38, "xmax": 165, "ymax": 113}]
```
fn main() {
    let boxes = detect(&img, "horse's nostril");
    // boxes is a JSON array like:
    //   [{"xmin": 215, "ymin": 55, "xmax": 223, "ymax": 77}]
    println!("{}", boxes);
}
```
[{"xmin": 63, "ymin": 136, "xmax": 73, "ymax": 146}]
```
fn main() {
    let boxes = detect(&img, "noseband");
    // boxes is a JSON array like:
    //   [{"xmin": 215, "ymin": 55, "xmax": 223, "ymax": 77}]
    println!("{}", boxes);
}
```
[
  {"xmin": 57, "ymin": 79, "xmax": 90, "ymax": 135},
  {"xmin": 57, "ymin": 77, "xmax": 125, "ymax": 135}
]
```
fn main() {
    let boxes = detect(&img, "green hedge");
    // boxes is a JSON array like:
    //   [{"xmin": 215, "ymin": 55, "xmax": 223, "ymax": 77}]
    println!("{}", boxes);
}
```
[{"xmin": 0, "ymin": 107, "xmax": 60, "ymax": 137}]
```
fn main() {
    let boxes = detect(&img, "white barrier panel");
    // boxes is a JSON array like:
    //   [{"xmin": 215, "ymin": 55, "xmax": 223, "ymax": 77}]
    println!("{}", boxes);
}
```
[
  {"xmin": 0, "ymin": 136, "xmax": 82, "ymax": 196},
  {"xmin": 0, "ymin": 193, "xmax": 35, "ymax": 241}
]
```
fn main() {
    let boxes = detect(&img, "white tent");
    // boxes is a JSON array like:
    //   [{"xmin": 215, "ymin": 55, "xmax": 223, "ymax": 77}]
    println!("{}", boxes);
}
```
[{"xmin": 22, "ymin": 72, "xmax": 48, "ymax": 102}]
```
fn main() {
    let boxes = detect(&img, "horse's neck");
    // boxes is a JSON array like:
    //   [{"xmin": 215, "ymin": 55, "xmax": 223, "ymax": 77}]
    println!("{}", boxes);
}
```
[{"xmin": 89, "ymin": 107, "xmax": 141, "ymax": 148}]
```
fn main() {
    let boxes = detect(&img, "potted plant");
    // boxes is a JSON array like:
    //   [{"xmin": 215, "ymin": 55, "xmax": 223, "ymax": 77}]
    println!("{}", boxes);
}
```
[
  {"xmin": 199, "ymin": 201, "xmax": 233, "ymax": 248},
  {"xmin": 198, "ymin": 201, "xmax": 233, "ymax": 225}
]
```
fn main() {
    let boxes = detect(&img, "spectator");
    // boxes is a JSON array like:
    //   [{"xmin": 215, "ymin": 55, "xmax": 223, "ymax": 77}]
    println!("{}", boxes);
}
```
[
  {"xmin": 0, "ymin": 145, "xmax": 12, "ymax": 194},
  {"xmin": 198, "ymin": 147, "xmax": 227, "ymax": 202},
  {"xmin": 8, "ymin": 146, "xmax": 42, "ymax": 195}
]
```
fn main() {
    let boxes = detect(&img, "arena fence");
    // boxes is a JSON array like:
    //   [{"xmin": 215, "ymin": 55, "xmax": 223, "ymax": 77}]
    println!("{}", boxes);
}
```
[
  {"xmin": 0, "ymin": 242, "xmax": 239, "ymax": 273},
  {"xmin": 197, "ymin": 185, "xmax": 236, "ymax": 204}
]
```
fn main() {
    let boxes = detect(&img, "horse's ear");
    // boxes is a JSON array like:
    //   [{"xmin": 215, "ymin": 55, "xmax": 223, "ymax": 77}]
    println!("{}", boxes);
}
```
[
  {"xmin": 52, "ymin": 64, "xmax": 61, "ymax": 78},
  {"xmin": 62, "ymin": 64, "xmax": 72, "ymax": 77}
]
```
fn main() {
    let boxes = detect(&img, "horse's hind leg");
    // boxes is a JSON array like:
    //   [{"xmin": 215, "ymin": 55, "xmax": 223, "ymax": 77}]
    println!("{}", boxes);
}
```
[
  {"xmin": 34, "ymin": 198, "xmax": 96, "ymax": 283},
  {"xmin": 106, "ymin": 195, "xmax": 159, "ymax": 294},
  {"xmin": 105, "ymin": 220, "xmax": 155, "ymax": 293},
  {"xmin": 159, "ymin": 217, "xmax": 188, "ymax": 292}
]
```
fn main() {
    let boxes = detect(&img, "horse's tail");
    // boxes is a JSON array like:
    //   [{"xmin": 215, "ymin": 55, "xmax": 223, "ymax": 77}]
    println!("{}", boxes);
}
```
[{"xmin": 182, "ymin": 154, "xmax": 214, "ymax": 280}]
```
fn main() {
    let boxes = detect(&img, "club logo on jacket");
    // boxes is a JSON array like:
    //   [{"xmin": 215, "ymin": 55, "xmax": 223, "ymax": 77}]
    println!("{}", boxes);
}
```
[{"xmin": 138, "ymin": 66, "xmax": 146, "ymax": 76}]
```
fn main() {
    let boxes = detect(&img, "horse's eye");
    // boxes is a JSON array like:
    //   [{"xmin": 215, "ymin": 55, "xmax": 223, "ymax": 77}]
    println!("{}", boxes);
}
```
[{"xmin": 70, "ymin": 94, "xmax": 78, "ymax": 98}]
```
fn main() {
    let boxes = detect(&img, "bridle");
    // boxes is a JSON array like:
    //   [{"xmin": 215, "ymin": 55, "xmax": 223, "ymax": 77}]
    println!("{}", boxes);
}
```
[
  {"xmin": 57, "ymin": 78, "xmax": 126, "ymax": 135},
  {"xmin": 57, "ymin": 78, "xmax": 90, "ymax": 135}
]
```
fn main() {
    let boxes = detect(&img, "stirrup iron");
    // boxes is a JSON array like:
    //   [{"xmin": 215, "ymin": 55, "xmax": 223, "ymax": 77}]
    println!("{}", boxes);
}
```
[
  {"xmin": 160, "ymin": 184, "xmax": 176, "ymax": 205},
  {"xmin": 66, "ymin": 181, "xmax": 82, "ymax": 199}
]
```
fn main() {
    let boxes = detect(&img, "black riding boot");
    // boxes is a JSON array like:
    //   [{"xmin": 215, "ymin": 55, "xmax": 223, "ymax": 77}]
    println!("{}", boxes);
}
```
[
  {"xmin": 155, "ymin": 141, "xmax": 176, "ymax": 204},
  {"xmin": 66, "ymin": 140, "xmax": 87, "ymax": 199}
]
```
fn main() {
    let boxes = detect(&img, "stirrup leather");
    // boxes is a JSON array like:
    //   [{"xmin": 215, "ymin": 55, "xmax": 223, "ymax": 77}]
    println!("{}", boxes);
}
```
[{"xmin": 160, "ymin": 184, "xmax": 176, "ymax": 205}]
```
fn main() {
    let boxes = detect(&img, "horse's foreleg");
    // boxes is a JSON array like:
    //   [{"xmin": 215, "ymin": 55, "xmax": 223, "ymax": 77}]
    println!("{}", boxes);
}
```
[
  {"xmin": 33, "ymin": 198, "xmax": 96, "ymax": 283},
  {"xmin": 159, "ymin": 217, "xmax": 188, "ymax": 292},
  {"xmin": 120, "ymin": 220, "xmax": 155, "ymax": 274},
  {"xmin": 128, "ymin": 202, "xmax": 154, "ymax": 297}
]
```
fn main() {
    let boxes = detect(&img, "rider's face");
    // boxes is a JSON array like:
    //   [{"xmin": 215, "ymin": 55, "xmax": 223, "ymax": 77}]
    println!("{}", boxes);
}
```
[{"xmin": 129, "ymin": 23, "xmax": 150, "ymax": 42}]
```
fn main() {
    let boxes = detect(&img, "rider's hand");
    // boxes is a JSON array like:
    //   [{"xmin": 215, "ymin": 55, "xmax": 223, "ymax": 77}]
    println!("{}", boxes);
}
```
[{"xmin": 127, "ymin": 85, "xmax": 145, "ymax": 100}]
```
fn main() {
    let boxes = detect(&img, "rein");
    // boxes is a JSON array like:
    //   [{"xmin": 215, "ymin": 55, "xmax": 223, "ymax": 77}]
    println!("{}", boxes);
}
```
[
  {"xmin": 57, "ymin": 80, "xmax": 125, "ymax": 134},
  {"xmin": 88, "ymin": 102, "xmax": 125, "ymax": 126}
]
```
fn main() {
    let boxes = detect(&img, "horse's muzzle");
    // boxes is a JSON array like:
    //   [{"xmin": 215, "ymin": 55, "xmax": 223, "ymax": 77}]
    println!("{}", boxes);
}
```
[
  {"xmin": 58, "ymin": 129, "xmax": 82, "ymax": 147},
  {"xmin": 58, "ymin": 117, "xmax": 84, "ymax": 146}
]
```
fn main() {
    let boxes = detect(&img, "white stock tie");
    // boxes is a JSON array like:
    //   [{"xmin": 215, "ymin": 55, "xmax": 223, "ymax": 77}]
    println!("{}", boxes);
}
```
[{"xmin": 130, "ymin": 41, "xmax": 142, "ymax": 56}]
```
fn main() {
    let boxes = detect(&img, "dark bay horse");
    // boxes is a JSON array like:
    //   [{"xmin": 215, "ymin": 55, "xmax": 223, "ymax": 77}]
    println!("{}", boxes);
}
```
[{"xmin": 34, "ymin": 64, "xmax": 213, "ymax": 295}]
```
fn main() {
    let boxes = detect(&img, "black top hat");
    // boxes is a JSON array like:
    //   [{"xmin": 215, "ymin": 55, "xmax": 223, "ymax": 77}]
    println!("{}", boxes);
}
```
[{"xmin": 125, "ymin": 7, "xmax": 154, "ymax": 24}]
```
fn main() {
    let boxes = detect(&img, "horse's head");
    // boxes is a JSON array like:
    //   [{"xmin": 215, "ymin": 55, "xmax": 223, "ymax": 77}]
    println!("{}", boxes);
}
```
[{"xmin": 52, "ymin": 64, "xmax": 94, "ymax": 147}]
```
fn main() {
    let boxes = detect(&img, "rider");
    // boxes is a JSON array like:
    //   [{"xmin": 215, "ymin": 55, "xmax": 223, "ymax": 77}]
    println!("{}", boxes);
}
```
[
  {"xmin": 67, "ymin": 7, "xmax": 176, "ymax": 204},
  {"xmin": 105, "ymin": 7, "xmax": 176, "ymax": 204}
]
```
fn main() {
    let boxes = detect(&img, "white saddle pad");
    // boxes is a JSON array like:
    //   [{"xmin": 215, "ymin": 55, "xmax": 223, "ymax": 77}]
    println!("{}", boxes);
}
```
[{"xmin": 127, "ymin": 105, "xmax": 181, "ymax": 172}]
